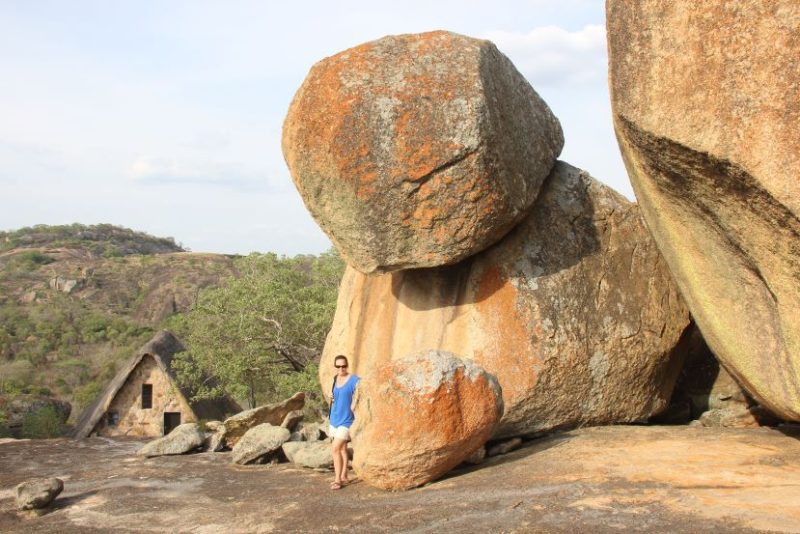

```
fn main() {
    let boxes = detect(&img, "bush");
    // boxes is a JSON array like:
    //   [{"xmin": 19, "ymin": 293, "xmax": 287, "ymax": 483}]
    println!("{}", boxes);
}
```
[
  {"xmin": 21, "ymin": 406, "xmax": 64, "ymax": 439},
  {"xmin": 73, "ymin": 380, "xmax": 103, "ymax": 412}
]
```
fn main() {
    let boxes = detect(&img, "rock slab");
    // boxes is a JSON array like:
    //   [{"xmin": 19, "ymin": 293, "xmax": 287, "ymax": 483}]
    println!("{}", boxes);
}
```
[
  {"xmin": 137, "ymin": 423, "xmax": 205, "ymax": 457},
  {"xmin": 231, "ymin": 424, "xmax": 291, "ymax": 465},
  {"xmin": 15, "ymin": 478, "xmax": 63, "ymax": 510},
  {"xmin": 607, "ymin": 0, "xmax": 800, "ymax": 420},
  {"xmin": 352, "ymin": 351, "xmax": 503, "ymax": 490},
  {"xmin": 223, "ymin": 392, "xmax": 304, "ymax": 447},
  {"xmin": 283, "ymin": 31, "xmax": 563, "ymax": 273},
  {"xmin": 322, "ymin": 162, "xmax": 690, "ymax": 437}
]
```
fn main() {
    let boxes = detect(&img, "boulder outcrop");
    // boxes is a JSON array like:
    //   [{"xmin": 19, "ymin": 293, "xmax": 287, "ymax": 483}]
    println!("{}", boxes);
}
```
[
  {"xmin": 283, "ymin": 31, "xmax": 563, "ymax": 273},
  {"xmin": 322, "ymin": 162, "xmax": 690, "ymax": 437},
  {"xmin": 607, "ymin": 1, "xmax": 800, "ymax": 420},
  {"xmin": 223, "ymin": 393, "xmax": 304, "ymax": 447},
  {"xmin": 352, "ymin": 351, "xmax": 503, "ymax": 490}
]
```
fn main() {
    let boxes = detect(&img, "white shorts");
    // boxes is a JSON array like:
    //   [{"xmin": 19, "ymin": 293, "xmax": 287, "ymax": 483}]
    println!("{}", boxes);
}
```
[{"xmin": 328, "ymin": 425, "xmax": 351, "ymax": 441}]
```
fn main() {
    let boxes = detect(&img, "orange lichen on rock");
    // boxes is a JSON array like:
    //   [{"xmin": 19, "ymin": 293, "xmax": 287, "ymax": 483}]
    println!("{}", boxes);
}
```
[
  {"xmin": 321, "ymin": 162, "xmax": 690, "ymax": 438},
  {"xmin": 282, "ymin": 31, "xmax": 563, "ymax": 273},
  {"xmin": 351, "ymin": 351, "xmax": 503, "ymax": 490}
]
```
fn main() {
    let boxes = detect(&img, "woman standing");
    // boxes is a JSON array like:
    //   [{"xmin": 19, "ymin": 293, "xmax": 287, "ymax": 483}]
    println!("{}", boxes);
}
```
[{"xmin": 329, "ymin": 354, "xmax": 359, "ymax": 490}]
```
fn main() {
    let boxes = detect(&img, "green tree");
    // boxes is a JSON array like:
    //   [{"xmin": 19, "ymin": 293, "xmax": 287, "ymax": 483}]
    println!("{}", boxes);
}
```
[{"xmin": 170, "ymin": 249, "xmax": 344, "ymax": 408}]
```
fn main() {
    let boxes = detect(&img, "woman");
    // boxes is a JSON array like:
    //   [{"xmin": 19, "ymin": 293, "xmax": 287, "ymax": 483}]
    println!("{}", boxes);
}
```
[{"xmin": 329, "ymin": 354, "xmax": 359, "ymax": 490}]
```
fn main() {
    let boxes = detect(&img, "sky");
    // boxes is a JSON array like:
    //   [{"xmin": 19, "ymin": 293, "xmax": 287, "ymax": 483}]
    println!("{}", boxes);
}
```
[{"xmin": 0, "ymin": 0, "xmax": 628, "ymax": 256}]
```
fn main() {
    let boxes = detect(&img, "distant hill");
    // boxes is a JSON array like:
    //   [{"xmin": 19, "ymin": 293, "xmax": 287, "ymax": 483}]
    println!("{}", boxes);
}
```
[
  {"xmin": 0, "ymin": 224, "xmax": 237, "ymax": 420},
  {"xmin": 0, "ymin": 223, "xmax": 185, "ymax": 257}
]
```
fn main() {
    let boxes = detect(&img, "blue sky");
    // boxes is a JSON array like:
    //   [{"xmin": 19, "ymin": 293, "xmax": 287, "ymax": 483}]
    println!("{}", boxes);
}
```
[{"xmin": 0, "ymin": 0, "xmax": 626, "ymax": 255}]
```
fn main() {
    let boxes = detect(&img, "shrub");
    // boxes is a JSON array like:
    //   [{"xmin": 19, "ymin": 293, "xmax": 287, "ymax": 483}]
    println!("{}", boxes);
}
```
[
  {"xmin": 21, "ymin": 406, "xmax": 63, "ymax": 438},
  {"xmin": 73, "ymin": 380, "xmax": 103, "ymax": 412}
]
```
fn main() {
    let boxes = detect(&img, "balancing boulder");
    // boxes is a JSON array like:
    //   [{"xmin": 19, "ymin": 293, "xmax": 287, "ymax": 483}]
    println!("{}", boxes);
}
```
[{"xmin": 283, "ymin": 31, "xmax": 563, "ymax": 273}]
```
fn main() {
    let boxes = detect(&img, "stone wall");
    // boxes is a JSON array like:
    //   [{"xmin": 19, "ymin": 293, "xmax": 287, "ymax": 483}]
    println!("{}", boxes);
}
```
[{"xmin": 94, "ymin": 355, "xmax": 196, "ymax": 437}]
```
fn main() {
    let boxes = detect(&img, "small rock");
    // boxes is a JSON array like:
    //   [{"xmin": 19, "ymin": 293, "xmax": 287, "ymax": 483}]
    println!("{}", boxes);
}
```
[
  {"xmin": 487, "ymin": 437, "xmax": 523, "ymax": 457},
  {"xmin": 137, "ymin": 423, "xmax": 205, "ymax": 458},
  {"xmin": 15, "ymin": 478, "xmax": 63, "ymax": 510},
  {"xmin": 231, "ymin": 424, "xmax": 290, "ymax": 465}
]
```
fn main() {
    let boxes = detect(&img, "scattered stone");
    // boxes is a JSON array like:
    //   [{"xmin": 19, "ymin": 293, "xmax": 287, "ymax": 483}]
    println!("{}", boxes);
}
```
[
  {"xmin": 487, "ymin": 437, "xmax": 523, "ymax": 457},
  {"xmin": 280, "ymin": 410, "xmax": 304, "ymax": 431},
  {"xmin": 322, "ymin": 162, "xmax": 690, "ymax": 438},
  {"xmin": 283, "ymin": 441, "xmax": 335, "ymax": 469},
  {"xmin": 283, "ymin": 31, "xmax": 563, "ymax": 274},
  {"xmin": 204, "ymin": 424, "xmax": 227, "ymax": 452},
  {"xmin": 223, "ymin": 392, "xmax": 305, "ymax": 447},
  {"xmin": 15, "ymin": 477, "xmax": 63, "ymax": 511},
  {"xmin": 137, "ymin": 423, "xmax": 205, "ymax": 458},
  {"xmin": 231, "ymin": 424, "xmax": 291, "ymax": 465},
  {"xmin": 352, "ymin": 351, "xmax": 503, "ymax": 490},
  {"xmin": 608, "ymin": 0, "xmax": 800, "ymax": 421}
]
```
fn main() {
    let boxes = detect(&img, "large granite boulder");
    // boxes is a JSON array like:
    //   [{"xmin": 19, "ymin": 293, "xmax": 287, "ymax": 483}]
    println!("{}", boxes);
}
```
[
  {"xmin": 608, "ymin": 1, "xmax": 800, "ymax": 420},
  {"xmin": 283, "ymin": 31, "xmax": 563, "ymax": 274},
  {"xmin": 322, "ymin": 162, "xmax": 690, "ymax": 438},
  {"xmin": 352, "ymin": 351, "xmax": 502, "ymax": 490},
  {"xmin": 231, "ymin": 424, "xmax": 291, "ymax": 465},
  {"xmin": 15, "ymin": 478, "xmax": 63, "ymax": 510},
  {"xmin": 137, "ymin": 423, "xmax": 205, "ymax": 458},
  {"xmin": 223, "ymin": 392, "xmax": 304, "ymax": 447}
]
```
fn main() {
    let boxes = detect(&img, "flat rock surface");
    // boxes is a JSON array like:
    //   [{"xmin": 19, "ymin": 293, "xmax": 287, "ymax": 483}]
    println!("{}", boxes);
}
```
[{"xmin": 1, "ymin": 426, "xmax": 799, "ymax": 533}]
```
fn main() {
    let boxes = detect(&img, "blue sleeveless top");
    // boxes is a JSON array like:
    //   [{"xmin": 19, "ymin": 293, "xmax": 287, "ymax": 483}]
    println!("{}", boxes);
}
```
[{"xmin": 330, "ymin": 374, "xmax": 360, "ymax": 428}]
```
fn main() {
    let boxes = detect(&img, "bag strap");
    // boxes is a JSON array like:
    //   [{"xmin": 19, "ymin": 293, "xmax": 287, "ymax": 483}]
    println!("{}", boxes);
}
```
[{"xmin": 328, "ymin": 376, "xmax": 336, "ymax": 417}]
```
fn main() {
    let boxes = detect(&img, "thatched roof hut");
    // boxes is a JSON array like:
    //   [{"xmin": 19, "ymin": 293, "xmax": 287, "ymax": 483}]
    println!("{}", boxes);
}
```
[{"xmin": 71, "ymin": 330, "xmax": 240, "ymax": 439}]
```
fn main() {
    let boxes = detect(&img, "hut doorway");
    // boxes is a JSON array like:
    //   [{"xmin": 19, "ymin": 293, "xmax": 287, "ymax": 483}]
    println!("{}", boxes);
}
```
[{"xmin": 164, "ymin": 412, "xmax": 181, "ymax": 435}]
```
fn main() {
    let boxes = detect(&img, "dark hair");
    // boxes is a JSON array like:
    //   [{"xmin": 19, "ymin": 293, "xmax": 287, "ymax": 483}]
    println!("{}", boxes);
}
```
[{"xmin": 334, "ymin": 354, "xmax": 348, "ymax": 365}]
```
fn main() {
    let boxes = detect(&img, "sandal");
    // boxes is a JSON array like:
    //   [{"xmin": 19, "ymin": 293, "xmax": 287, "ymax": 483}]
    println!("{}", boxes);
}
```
[{"xmin": 330, "ymin": 482, "xmax": 342, "ymax": 490}]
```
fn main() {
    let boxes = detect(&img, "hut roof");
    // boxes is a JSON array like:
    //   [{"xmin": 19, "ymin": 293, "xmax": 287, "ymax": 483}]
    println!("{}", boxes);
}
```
[{"xmin": 70, "ymin": 330, "xmax": 240, "ymax": 439}]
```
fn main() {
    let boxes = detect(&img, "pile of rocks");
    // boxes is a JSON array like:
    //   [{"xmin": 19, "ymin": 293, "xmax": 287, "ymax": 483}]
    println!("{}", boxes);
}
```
[
  {"xmin": 283, "ymin": 31, "xmax": 692, "ymax": 490},
  {"xmin": 136, "ymin": 392, "xmax": 339, "ymax": 469}
]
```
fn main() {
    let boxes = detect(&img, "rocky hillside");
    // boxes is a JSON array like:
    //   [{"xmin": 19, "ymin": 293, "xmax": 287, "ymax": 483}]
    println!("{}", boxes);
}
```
[{"xmin": 0, "ymin": 224, "xmax": 238, "ymax": 418}]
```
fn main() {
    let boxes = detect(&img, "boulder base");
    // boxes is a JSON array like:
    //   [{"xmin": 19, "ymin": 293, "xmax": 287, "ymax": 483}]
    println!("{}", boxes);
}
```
[{"xmin": 322, "ymin": 162, "xmax": 690, "ymax": 437}]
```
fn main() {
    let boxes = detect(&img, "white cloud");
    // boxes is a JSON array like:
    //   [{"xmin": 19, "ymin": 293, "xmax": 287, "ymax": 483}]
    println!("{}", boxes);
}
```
[{"xmin": 484, "ymin": 25, "xmax": 607, "ymax": 85}]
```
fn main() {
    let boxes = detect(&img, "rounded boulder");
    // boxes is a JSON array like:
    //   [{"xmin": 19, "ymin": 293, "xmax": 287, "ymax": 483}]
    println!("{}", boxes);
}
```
[{"xmin": 351, "ymin": 351, "xmax": 503, "ymax": 490}]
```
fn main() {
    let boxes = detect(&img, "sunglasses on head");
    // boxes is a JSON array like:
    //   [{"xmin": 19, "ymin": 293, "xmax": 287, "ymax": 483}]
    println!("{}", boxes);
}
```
[{"xmin": 335, "ymin": 364, "xmax": 348, "ymax": 369}]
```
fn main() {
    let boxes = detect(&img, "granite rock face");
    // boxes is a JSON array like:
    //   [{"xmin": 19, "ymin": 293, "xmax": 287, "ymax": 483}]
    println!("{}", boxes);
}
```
[
  {"xmin": 137, "ymin": 423, "xmax": 205, "ymax": 458},
  {"xmin": 352, "ymin": 351, "xmax": 503, "ymax": 490},
  {"xmin": 608, "ymin": 1, "xmax": 800, "ymax": 420},
  {"xmin": 322, "ymin": 162, "xmax": 690, "ymax": 437},
  {"xmin": 283, "ymin": 31, "xmax": 563, "ymax": 273}
]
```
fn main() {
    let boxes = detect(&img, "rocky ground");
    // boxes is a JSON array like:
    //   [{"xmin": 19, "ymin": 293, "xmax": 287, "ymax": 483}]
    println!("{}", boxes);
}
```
[{"xmin": 1, "ymin": 425, "xmax": 799, "ymax": 533}]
